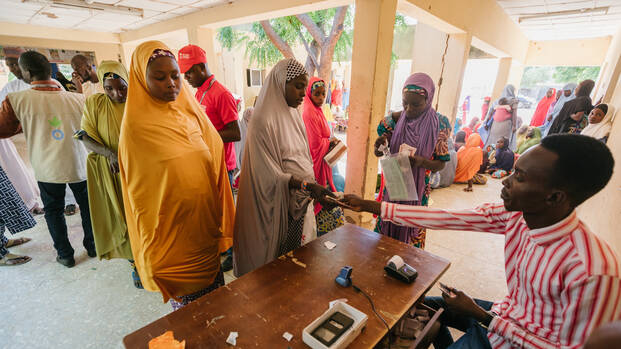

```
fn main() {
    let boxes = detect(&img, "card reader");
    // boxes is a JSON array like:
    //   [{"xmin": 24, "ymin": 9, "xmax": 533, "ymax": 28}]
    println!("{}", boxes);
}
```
[{"xmin": 384, "ymin": 255, "xmax": 417, "ymax": 283}]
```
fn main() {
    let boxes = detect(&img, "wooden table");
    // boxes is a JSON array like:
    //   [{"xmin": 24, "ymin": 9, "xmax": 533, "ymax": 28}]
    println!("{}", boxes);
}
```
[{"xmin": 124, "ymin": 224, "xmax": 450, "ymax": 348}]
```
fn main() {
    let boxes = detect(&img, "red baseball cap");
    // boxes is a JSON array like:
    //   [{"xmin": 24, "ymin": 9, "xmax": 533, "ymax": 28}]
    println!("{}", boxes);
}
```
[{"xmin": 177, "ymin": 44, "xmax": 207, "ymax": 74}]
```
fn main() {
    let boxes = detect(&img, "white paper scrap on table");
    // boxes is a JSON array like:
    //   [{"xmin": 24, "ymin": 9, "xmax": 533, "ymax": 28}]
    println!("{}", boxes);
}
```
[
  {"xmin": 324, "ymin": 241, "xmax": 337, "ymax": 250},
  {"xmin": 283, "ymin": 332, "xmax": 293, "ymax": 341},
  {"xmin": 226, "ymin": 332, "xmax": 238, "ymax": 346}
]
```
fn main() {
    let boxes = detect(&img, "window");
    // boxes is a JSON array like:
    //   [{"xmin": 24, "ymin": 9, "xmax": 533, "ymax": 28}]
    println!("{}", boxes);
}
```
[{"xmin": 247, "ymin": 69, "xmax": 265, "ymax": 87}]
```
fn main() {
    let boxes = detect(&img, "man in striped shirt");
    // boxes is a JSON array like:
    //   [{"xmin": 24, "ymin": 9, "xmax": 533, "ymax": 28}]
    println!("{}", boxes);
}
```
[{"xmin": 343, "ymin": 134, "xmax": 620, "ymax": 348}]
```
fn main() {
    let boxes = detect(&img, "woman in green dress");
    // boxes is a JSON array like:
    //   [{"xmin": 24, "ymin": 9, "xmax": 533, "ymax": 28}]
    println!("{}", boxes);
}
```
[{"xmin": 75, "ymin": 61, "xmax": 141, "ymax": 288}]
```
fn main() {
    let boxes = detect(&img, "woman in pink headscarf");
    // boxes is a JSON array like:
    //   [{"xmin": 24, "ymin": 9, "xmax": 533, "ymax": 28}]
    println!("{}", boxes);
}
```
[
  {"xmin": 302, "ymin": 77, "xmax": 344, "ymax": 236},
  {"xmin": 530, "ymin": 88, "xmax": 556, "ymax": 127}
]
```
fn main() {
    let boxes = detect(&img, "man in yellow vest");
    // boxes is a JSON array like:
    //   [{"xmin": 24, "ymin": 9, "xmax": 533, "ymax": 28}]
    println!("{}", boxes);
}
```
[{"xmin": 0, "ymin": 51, "xmax": 94, "ymax": 268}]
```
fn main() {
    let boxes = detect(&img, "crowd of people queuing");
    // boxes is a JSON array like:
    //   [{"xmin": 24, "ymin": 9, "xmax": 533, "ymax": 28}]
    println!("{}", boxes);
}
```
[
  {"xmin": 439, "ymin": 78, "xmax": 614, "ymax": 196},
  {"xmin": 0, "ymin": 40, "xmax": 619, "ymax": 348}
]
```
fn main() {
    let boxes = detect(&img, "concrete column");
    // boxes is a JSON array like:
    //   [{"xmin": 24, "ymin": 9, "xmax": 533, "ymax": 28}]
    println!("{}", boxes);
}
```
[
  {"xmin": 507, "ymin": 61, "xmax": 524, "ymax": 92},
  {"xmin": 411, "ymin": 22, "xmax": 471, "ymax": 125},
  {"xmin": 490, "ymin": 57, "xmax": 512, "ymax": 101},
  {"xmin": 186, "ymin": 27, "xmax": 225, "ymax": 83},
  {"xmin": 344, "ymin": 0, "xmax": 397, "ymax": 228}
]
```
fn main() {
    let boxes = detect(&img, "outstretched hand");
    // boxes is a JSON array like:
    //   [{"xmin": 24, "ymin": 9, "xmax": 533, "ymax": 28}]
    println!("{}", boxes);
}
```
[
  {"xmin": 341, "ymin": 194, "xmax": 365, "ymax": 212},
  {"xmin": 441, "ymin": 285, "xmax": 490, "ymax": 323},
  {"xmin": 307, "ymin": 183, "xmax": 337, "ymax": 209}
]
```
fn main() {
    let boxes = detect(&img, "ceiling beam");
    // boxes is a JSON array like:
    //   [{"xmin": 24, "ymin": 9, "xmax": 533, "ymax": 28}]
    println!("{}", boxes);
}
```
[
  {"xmin": 0, "ymin": 21, "xmax": 120, "ymax": 43},
  {"xmin": 397, "ymin": 0, "xmax": 530, "ymax": 62},
  {"xmin": 119, "ymin": 0, "xmax": 352, "ymax": 44}
]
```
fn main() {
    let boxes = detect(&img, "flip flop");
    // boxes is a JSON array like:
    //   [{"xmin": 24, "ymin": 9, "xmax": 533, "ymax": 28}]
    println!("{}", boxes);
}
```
[
  {"xmin": 0, "ymin": 253, "xmax": 32, "ymax": 266},
  {"xmin": 5, "ymin": 237, "xmax": 32, "ymax": 248}
]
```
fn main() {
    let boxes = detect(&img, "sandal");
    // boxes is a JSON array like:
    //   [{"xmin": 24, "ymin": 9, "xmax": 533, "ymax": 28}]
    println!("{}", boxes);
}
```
[
  {"xmin": 5, "ymin": 237, "xmax": 32, "ymax": 248},
  {"xmin": 64, "ymin": 204, "xmax": 78, "ymax": 216},
  {"xmin": 0, "ymin": 253, "xmax": 32, "ymax": 266},
  {"xmin": 30, "ymin": 207, "xmax": 45, "ymax": 215}
]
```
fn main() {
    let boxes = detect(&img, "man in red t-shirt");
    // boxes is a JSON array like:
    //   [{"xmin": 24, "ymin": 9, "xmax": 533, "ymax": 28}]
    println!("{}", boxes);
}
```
[
  {"xmin": 178, "ymin": 45, "xmax": 240, "ymax": 272},
  {"xmin": 178, "ymin": 45, "xmax": 240, "ymax": 185}
]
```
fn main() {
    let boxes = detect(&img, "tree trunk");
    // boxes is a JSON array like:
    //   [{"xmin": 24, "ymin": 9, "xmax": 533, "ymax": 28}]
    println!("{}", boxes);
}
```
[
  {"xmin": 259, "ymin": 20, "xmax": 295, "ymax": 59},
  {"xmin": 304, "ymin": 40, "xmax": 321, "ymax": 76},
  {"xmin": 317, "ymin": 6, "xmax": 348, "ymax": 82}
]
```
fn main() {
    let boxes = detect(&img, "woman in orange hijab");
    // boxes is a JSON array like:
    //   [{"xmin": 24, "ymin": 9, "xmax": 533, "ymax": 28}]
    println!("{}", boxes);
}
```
[
  {"xmin": 454, "ymin": 133, "xmax": 487, "ymax": 192},
  {"xmin": 118, "ymin": 41, "xmax": 235, "ymax": 310}
]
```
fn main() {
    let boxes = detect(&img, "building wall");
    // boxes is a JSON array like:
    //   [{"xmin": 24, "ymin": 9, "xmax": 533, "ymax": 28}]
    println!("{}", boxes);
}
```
[
  {"xmin": 578, "ymin": 26, "xmax": 621, "ymax": 256},
  {"xmin": 525, "ymin": 37, "xmax": 611, "ymax": 67}
]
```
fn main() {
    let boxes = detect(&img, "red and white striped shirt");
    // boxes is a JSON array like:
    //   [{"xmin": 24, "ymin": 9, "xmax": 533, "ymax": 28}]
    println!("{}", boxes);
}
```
[{"xmin": 381, "ymin": 202, "xmax": 621, "ymax": 349}]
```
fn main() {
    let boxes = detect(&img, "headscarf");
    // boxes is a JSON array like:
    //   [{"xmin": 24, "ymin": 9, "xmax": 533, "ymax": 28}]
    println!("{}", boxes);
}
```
[
  {"xmin": 302, "ymin": 77, "xmax": 335, "ymax": 214},
  {"xmin": 82, "ymin": 60, "xmax": 128, "ymax": 147},
  {"xmin": 548, "ymin": 83, "xmax": 577, "ymax": 120},
  {"xmin": 517, "ymin": 127, "xmax": 542, "ymax": 154},
  {"xmin": 530, "ymin": 88, "xmax": 556, "ymax": 127},
  {"xmin": 576, "ymin": 79, "xmax": 595, "ymax": 97},
  {"xmin": 234, "ymin": 58, "xmax": 315, "ymax": 276},
  {"xmin": 389, "ymin": 73, "xmax": 438, "ymax": 205},
  {"xmin": 454, "ymin": 133, "xmax": 483, "ymax": 183},
  {"xmin": 80, "ymin": 61, "xmax": 132, "ymax": 260},
  {"xmin": 492, "ymin": 137, "xmax": 514, "ymax": 172},
  {"xmin": 581, "ymin": 104, "xmax": 614, "ymax": 140},
  {"xmin": 118, "ymin": 41, "xmax": 235, "ymax": 302}
]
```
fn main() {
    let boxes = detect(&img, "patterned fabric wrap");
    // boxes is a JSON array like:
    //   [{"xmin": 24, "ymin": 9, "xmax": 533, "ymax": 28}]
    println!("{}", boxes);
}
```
[
  {"xmin": 169, "ymin": 269, "xmax": 225, "ymax": 311},
  {"xmin": 148, "ymin": 49, "xmax": 176, "ymax": 64},
  {"xmin": 285, "ymin": 59, "xmax": 307, "ymax": 82},
  {"xmin": 316, "ymin": 207, "xmax": 345, "ymax": 236},
  {"xmin": 278, "ymin": 215, "xmax": 304, "ymax": 256},
  {"xmin": 491, "ymin": 169, "xmax": 508, "ymax": 179},
  {"xmin": 0, "ymin": 165, "xmax": 36, "ymax": 257}
]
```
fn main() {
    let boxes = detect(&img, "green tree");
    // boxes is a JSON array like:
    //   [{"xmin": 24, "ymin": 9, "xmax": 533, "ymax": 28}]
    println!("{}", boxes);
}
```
[
  {"xmin": 552, "ymin": 66, "xmax": 600, "ymax": 84},
  {"xmin": 217, "ymin": 7, "xmax": 407, "ymax": 81},
  {"xmin": 520, "ymin": 66, "xmax": 553, "ymax": 88}
]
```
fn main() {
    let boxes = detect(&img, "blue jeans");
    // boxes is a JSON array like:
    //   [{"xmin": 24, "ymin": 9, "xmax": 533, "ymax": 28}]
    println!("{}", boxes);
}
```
[{"xmin": 424, "ymin": 296, "xmax": 493, "ymax": 349}]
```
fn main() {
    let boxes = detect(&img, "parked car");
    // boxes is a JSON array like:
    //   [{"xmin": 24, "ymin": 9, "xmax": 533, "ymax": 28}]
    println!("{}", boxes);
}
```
[{"xmin": 517, "ymin": 96, "xmax": 534, "ymax": 109}]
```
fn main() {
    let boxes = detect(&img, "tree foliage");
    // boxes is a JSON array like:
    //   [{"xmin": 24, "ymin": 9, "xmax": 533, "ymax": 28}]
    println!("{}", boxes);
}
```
[
  {"xmin": 520, "ymin": 66, "xmax": 600, "ymax": 88},
  {"xmin": 552, "ymin": 66, "xmax": 600, "ymax": 84},
  {"xmin": 216, "ymin": 7, "xmax": 409, "ymax": 70}
]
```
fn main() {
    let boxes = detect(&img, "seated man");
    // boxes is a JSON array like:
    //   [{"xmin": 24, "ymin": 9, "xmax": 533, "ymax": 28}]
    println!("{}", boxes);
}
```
[{"xmin": 343, "ymin": 134, "xmax": 620, "ymax": 348}]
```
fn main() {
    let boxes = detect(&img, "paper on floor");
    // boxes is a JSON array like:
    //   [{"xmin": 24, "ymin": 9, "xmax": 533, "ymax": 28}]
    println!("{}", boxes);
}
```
[{"xmin": 226, "ymin": 332, "xmax": 238, "ymax": 346}]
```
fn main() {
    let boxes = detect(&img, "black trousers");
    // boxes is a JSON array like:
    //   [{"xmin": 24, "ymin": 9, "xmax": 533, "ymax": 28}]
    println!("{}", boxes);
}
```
[{"xmin": 38, "ymin": 181, "xmax": 94, "ymax": 258}]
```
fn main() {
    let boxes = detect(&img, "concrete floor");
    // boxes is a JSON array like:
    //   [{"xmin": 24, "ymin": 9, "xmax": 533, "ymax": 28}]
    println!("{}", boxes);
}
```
[{"xmin": 1, "ymin": 137, "xmax": 508, "ymax": 347}]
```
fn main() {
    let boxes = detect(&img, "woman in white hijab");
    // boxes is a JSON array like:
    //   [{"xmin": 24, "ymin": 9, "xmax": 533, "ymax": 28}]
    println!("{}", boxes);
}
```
[
  {"xmin": 581, "ymin": 104, "xmax": 613, "ymax": 143},
  {"xmin": 233, "ymin": 58, "xmax": 335, "ymax": 276}
]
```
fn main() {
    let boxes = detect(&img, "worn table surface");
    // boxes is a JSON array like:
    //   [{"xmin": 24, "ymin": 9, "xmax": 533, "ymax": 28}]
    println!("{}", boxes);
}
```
[{"xmin": 123, "ymin": 224, "xmax": 450, "ymax": 348}]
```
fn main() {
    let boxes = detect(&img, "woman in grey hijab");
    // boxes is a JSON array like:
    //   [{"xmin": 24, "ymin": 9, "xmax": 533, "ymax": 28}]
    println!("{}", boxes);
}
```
[
  {"xmin": 233, "ymin": 58, "xmax": 335, "ymax": 276},
  {"xmin": 483, "ymin": 84, "xmax": 518, "ymax": 148}
]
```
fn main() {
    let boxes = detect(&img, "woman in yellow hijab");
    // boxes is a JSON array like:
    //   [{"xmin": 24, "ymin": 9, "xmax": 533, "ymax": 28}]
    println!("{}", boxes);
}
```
[
  {"xmin": 118, "ymin": 41, "xmax": 235, "ymax": 309},
  {"xmin": 75, "ymin": 61, "xmax": 141, "ymax": 287}
]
